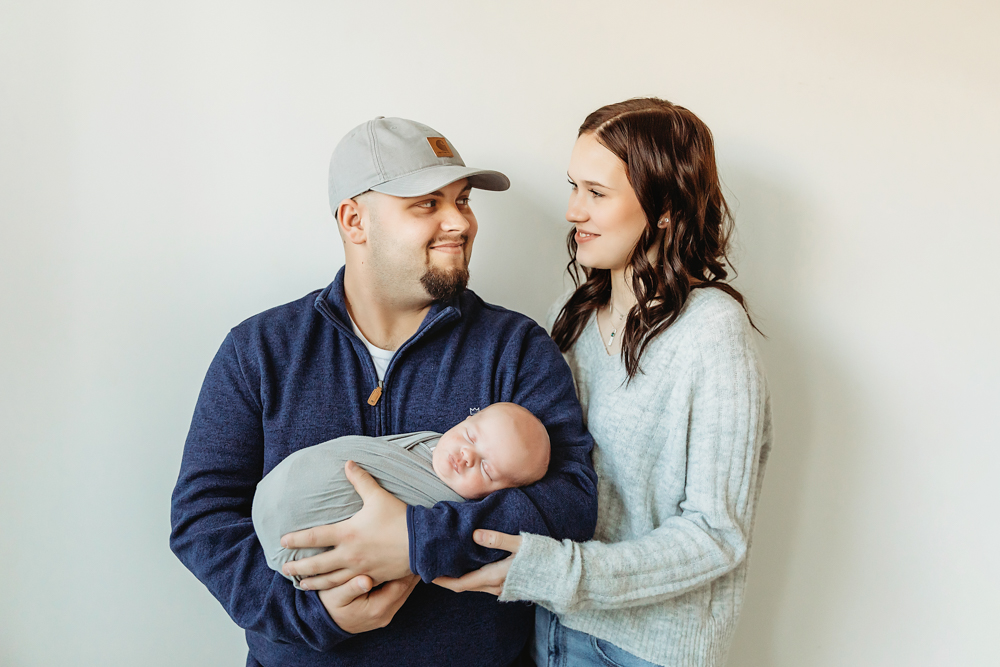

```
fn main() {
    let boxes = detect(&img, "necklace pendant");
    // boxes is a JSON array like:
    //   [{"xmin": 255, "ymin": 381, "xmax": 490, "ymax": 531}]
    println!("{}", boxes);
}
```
[{"xmin": 607, "ymin": 328, "xmax": 616, "ymax": 347}]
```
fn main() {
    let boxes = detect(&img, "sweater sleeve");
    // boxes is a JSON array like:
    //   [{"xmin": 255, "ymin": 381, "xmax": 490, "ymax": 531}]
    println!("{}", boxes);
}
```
[
  {"xmin": 407, "ymin": 324, "xmax": 599, "ymax": 581},
  {"xmin": 169, "ymin": 333, "xmax": 351, "ymax": 649},
  {"xmin": 499, "ymin": 309, "xmax": 771, "ymax": 612}
]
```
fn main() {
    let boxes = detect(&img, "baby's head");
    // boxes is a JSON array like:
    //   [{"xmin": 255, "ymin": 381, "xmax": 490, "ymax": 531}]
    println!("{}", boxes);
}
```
[{"xmin": 432, "ymin": 403, "xmax": 551, "ymax": 500}]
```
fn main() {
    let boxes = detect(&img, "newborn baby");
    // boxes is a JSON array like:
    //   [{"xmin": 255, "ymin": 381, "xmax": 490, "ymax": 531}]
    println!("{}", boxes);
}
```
[{"xmin": 252, "ymin": 402, "xmax": 551, "ymax": 588}]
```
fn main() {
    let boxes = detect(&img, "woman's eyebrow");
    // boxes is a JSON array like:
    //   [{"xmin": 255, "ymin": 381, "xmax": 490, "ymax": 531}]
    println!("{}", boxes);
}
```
[{"xmin": 568, "ymin": 173, "xmax": 613, "ymax": 189}]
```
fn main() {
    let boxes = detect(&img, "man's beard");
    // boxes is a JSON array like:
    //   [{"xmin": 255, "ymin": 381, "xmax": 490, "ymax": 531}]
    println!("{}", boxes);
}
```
[{"xmin": 421, "ymin": 265, "xmax": 469, "ymax": 301}]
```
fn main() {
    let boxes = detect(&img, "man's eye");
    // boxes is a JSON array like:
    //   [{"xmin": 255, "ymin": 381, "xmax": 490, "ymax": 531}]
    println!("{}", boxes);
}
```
[
  {"xmin": 417, "ymin": 200, "xmax": 437, "ymax": 209},
  {"xmin": 457, "ymin": 197, "xmax": 471, "ymax": 206}
]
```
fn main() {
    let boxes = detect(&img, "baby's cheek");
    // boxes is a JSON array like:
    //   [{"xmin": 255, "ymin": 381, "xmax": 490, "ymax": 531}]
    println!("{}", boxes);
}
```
[{"xmin": 466, "ymin": 481, "xmax": 491, "ymax": 500}]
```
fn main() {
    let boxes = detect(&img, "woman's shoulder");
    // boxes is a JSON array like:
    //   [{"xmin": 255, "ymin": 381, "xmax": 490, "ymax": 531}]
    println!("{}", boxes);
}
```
[
  {"xmin": 676, "ymin": 286, "xmax": 753, "ymax": 335},
  {"xmin": 544, "ymin": 288, "xmax": 577, "ymax": 333},
  {"xmin": 672, "ymin": 288, "xmax": 766, "ymax": 383},
  {"xmin": 640, "ymin": 286, "xmax": 758, "ymax": 370}
]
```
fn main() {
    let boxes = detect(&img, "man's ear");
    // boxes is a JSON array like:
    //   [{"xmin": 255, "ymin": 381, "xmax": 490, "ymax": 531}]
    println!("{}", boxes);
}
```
[{"xmin": 337, "ymin": 198, "xmax": 367, "ymax": 244}]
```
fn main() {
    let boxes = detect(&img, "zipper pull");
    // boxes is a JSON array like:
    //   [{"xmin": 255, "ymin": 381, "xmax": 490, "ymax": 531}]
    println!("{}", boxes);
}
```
[{"xmin": 367, "ymin": 381, "xmax": 383, "ymax": 406}]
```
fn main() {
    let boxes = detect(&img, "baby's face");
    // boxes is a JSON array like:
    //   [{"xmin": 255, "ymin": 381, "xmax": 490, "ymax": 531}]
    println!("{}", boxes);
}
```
[{"xmin": 432, "ymin": 406, "xmax": 539, "ymax": 500}]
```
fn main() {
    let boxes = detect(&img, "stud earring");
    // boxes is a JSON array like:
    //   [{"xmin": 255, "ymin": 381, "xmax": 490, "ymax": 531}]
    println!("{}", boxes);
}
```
[{"xmin": 657, "ymin": 218, "xmax": 669, "ymax": 228}]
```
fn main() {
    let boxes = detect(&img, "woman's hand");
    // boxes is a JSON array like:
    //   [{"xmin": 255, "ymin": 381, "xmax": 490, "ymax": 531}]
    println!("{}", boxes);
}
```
[{"xmin": 433, "ymin": 529, "xmax": 521, "ymax": 596}]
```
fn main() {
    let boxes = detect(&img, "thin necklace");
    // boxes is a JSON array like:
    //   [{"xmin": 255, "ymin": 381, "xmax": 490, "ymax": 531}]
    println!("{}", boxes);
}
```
[{"xmin": 602, "ymin": 302, "xmax": 628, "ymax": 351}]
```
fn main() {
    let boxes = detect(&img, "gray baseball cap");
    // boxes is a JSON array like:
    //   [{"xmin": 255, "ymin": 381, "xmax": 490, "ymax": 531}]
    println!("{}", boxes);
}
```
[{"xmin": 328, "ymin": 116, "xmax": 510, "ymax": 217}]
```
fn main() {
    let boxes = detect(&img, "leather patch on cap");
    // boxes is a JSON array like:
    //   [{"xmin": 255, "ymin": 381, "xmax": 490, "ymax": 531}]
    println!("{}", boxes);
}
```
[{"xmin": 427, "ymin": 137, "xmax": 454, "ymax": 158}]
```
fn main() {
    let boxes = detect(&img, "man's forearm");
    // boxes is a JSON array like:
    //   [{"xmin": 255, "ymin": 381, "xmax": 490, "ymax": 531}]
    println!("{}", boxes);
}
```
[
  {"xmin": 170, "ymin": 487, "xmax": 353, "ymax": 649},
  {"xmin": 407, "ymin": 460, "xmax": 598, "ymax": 581},
  {"xmin": 170, "ymin": 333, "xmax": 352, "ymax": 649}
]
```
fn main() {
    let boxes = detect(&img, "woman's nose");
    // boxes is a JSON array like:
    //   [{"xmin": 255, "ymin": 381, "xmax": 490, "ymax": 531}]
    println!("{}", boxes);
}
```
[{"xmin": 566, "ymin": 193, "xmax": 587, "ymax": 223}]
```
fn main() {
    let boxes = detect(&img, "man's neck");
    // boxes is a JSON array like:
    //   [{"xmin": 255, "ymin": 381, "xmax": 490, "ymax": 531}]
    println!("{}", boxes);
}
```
[{"xmin": 343, "ymin": 267, "xmax": 431, "ymax": 352}]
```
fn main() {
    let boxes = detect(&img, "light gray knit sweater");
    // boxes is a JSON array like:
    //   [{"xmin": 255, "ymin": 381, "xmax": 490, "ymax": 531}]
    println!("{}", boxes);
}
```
[{"xmin": 499, "ymin": 288, "xmax": 772, "ymax": 667}]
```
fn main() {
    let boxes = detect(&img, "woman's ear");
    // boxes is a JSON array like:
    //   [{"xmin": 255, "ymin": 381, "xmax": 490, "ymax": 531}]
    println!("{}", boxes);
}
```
[
  {"xmin": 657, "ymin": 208, "xmax": 672, "ymax": 229},
  {"xmin": 337, "ymin": 198, "xmax": 367, "ymax": 244}
]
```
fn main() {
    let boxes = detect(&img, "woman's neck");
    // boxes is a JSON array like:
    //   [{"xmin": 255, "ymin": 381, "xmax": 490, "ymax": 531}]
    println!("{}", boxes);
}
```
[{"xmin": 609, "ymin": 267, "xmax": 637, "ymax": 315}]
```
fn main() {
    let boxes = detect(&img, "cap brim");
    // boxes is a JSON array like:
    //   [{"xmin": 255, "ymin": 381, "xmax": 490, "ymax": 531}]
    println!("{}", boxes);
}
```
[{"xmin": 370, "ymin": 165, "xmax": 510, "ymax": 198}]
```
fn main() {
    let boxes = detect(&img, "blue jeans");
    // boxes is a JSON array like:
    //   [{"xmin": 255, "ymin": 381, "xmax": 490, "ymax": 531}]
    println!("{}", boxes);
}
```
[{"xmin": 530, "ymin": 607, "xmax": 661, "ymax": 667}]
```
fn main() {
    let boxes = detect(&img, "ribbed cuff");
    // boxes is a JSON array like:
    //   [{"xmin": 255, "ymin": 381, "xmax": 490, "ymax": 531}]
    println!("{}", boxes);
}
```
[
  {"xmin": 499, "ymin": 533, "xmax": 566, "ymax": 606},
  {"xmin": 406, "ymin": 504, "xmax": 422, "ymax": 580},
  {"xmin": 302, "ymin": 589, "xmax": 354, "ymax": 646}
]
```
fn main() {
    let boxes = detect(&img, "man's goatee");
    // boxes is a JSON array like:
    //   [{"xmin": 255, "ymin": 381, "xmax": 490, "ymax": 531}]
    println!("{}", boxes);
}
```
[{"xmin": 421, "ymin": 266, "xmax": 469, "ymax": 301}]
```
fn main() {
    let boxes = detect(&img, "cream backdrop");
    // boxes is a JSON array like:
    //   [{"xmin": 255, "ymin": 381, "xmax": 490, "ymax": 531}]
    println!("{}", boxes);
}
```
[{"xmin": 2, "ymin": 1, "xmax": 997, "ymax": 665}]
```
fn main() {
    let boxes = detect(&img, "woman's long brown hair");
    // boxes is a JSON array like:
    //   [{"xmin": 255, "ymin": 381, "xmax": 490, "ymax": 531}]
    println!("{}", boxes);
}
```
[{"xmin": 551, "ymin": 97, "xmax": 756, "ymax": 380}]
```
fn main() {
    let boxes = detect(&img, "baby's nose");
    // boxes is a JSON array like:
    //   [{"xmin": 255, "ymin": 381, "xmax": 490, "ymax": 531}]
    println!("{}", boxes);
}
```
[{"xmin": 461, "ymin": 447, "xmax": 476, "ymax": 467}]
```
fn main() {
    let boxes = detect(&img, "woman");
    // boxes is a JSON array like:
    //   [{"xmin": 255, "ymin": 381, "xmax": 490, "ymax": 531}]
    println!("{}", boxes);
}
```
[{"xmin": 437, "ymin": 98, "xmax": 772, "ymax": 667}]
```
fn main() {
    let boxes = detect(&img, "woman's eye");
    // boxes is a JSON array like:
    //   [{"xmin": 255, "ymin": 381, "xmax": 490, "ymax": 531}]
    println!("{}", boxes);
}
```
[
  {"xmin": 589, "ymin": 189, "xmax": 604, "ymax": 198},
  {"xmin": 568, "ymin": 180, "xmax": 577, "ymax": 190}
]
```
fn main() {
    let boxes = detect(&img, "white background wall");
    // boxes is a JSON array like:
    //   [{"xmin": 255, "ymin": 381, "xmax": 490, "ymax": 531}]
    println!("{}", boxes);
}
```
[{"xmin": 2, "ymin": 1, "xmax": 998, "ymax": 665}]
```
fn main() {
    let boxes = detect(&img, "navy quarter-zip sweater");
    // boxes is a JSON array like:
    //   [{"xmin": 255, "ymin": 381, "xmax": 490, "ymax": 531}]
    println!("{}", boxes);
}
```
[{"xmin": 170, "ymin": 268, "xmax": 598, "ymax": 667}]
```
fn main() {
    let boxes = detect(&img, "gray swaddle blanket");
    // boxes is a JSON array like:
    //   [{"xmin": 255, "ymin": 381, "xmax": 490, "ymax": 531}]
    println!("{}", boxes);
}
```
[{"xmin": 252, "ymin": 431, "xmax": 465, "ymax": 589}]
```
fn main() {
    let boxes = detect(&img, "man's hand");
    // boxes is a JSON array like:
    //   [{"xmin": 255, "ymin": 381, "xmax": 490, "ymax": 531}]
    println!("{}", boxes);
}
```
[
  {"xmin": 319, "ymin": 574, "xmax": 421, "ymax": 634},
  {"xmin": 432, "ymin": 529, "xmax": 521, "ymax": 597},
  {"xmin": 281, "ymin": 461, "xmax": 411, "ymax": 589}
]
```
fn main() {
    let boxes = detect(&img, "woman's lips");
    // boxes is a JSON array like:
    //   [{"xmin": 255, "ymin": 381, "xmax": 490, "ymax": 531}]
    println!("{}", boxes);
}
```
[{"xmin": 575, "ymin": 230, "xmax": 600, "ymax": 243}]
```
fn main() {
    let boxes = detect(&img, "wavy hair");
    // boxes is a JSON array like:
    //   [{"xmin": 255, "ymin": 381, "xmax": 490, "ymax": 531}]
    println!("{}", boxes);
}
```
[{"xmin": 551, "ymin": 97, "xmax": 756, "ymax": 379}]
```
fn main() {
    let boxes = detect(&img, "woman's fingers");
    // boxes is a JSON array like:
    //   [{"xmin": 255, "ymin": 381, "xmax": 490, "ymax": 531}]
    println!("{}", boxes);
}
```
[
  {"xmin": 432, "ymin": 530, "xmax": 521, "ymax": 596},
  {"xmin": 432, "ymin": 555, "xmax": 513, "ymax": 596},
  {"xmin": 472, "ymin": 529, "xmax": 522, "ymax": 554}
]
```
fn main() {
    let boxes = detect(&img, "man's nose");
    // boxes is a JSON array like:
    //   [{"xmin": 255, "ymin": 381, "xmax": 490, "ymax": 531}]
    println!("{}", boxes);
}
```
[{"xmin": 440, "ymin": 205, "xmax": 471, "ymax": 233}]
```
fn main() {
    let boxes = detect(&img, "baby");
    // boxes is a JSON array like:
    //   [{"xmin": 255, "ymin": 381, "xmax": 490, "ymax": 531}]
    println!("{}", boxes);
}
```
[{"xmin": 252, "ymin": 402, "xmax": 551, "ymax": 588}]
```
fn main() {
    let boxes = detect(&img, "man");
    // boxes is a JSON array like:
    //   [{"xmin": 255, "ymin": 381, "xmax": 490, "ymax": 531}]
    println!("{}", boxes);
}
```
[{"xmin": 169, "ymin": 117, "xmax": 598, "ymax": 667}]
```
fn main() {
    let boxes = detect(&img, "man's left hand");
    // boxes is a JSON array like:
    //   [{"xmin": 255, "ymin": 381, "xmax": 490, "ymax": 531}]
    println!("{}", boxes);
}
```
[
  {"xmin": 432, "ymin": 529, "xmax": 521, "ymax": 596},
  {"xmin": 281, "ymin": 460, "xmax": 411, "ymax": 589}
]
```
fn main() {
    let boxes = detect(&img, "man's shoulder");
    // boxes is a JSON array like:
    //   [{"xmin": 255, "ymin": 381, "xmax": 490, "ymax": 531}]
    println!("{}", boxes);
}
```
[
  {"xmin": 230, "ymin": 289, "xmax": 326, "ymax": 340},
  {"xmin": 457, "ymin": 291, "xmax": 567, "ymax": 378},
  {"xmin": 459, "ymin": 290, "xmax": 545, "ymax": 335}
]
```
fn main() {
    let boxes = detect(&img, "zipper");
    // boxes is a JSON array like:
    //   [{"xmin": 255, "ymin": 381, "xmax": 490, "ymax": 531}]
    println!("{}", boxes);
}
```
[
  {"xmin": 367, "ymin": 381, "xmax": 383, "ymax": 406},
  {"xmin": 369, "ymin": 306, "xmax": 458, "ymax": 434},
  {"xmin": 313, "ymin": 291, "xmax": 461, "ymax": 437}
]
